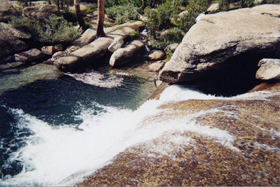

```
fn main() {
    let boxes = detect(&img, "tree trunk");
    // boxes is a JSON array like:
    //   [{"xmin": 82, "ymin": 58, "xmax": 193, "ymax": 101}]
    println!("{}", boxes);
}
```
[
  {"xmin": 141, "ymin": 0, "xmax": 146, "ymax": 9},
  {"xmin": 48, "ymin": 0, "xmax": 51, "ymax": 5},
  {"xmin": 97, "ymin": 0, "xmax": 105, "ymax": 37},
  {"xmin": 74, "ymin": 0, "xmax": 87, "ymax": 31},
  {"xmin": 57, "ymin": 0, "xmax": 60, "ymax": 13},
  {"xmin": 61, "ymin": 0, "xmax": 64, "ymax": 10}
]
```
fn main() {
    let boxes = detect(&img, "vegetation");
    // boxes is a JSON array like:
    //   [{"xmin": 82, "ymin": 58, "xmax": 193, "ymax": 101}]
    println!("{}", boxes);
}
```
[
  {"xmin": 145, "ymin": 0, "xmax": 209, "ymax": 49},
  {"xmin": 9, "ymin": 14, "xmax": 81, "ymax": 43},
  {"xmin": 106, "ymin": 3, "xmax": 139, "ymax": 24}
]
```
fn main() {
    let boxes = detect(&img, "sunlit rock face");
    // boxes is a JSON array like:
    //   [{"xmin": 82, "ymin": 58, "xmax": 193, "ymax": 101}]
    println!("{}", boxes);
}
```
[
  {"xmin": 78, "ymin": 83, "xmax": 280, "ymax": 186},
  {"xmin": 159, "ymin": 4, "xmax": 280, "ymax": 83}
]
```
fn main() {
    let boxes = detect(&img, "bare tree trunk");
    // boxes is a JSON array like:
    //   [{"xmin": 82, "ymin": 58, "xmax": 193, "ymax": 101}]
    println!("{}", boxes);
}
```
[
  {"xmin": 141, "ymin": 0, "xmax": 146, "ymax": 9},
  {"xmin": 48, "ymin": 0, "xmax": 51, "ymax": 5},
  {"xmin": 97, "ymin": 0, "xmax": 105, "ymax": 37},
  {"xmin": 57, "ymin": 0, "xmax": 60, "ymax": 12},
  {"xmin": 61, "ymin": 0, "xmax": 64, "ymax": 10},
  {"xmin": 74, "ymin": 0, "xmax": 87, "ymax": 31}
]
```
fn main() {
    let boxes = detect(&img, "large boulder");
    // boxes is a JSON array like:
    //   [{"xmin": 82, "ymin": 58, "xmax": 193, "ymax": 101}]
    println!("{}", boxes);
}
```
[
  {"xmin": 109, "ymin": 40, "xmax": 145, "ymax": 67},
  {"xmin": 256, "ymin": 58, "xmax": 280, "ymax": 80},
  {"xmin": 0, "ymin": 0, "xmax": 18, "ymax": 22},
  {"xmin": 54, "ymin": 37, "xmax": 113, "ymax": 71},
  {"xmin": 0, "ymin": 23, "xmax": 30, "ymax": 60},
  {"xmin": 159, "ymin": 4, "xmax": 280, "ymax": 83}
]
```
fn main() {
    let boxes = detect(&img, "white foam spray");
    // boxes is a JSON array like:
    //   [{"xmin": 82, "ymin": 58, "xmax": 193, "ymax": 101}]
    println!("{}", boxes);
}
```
[{"xmin": 0, "ymin": 85, "xmax": 242, "ymax": 186}]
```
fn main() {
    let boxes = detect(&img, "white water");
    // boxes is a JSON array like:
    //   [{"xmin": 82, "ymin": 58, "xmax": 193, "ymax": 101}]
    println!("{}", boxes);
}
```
[{"xmin": 0, "ymin": 85, "xmax": 255, "ymax": 186}]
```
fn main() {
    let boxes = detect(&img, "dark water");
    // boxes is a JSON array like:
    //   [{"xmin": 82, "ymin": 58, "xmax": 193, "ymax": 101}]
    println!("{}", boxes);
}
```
[{"xmin": 0, "ymin": 74, "xmax": 153, "ymax": 180}]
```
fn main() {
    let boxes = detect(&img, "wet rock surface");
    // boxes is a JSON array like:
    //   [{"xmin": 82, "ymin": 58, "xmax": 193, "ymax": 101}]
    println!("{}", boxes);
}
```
[{"xmin": 78, "ymin": 83, "xmax": 280, "ymax": 186}]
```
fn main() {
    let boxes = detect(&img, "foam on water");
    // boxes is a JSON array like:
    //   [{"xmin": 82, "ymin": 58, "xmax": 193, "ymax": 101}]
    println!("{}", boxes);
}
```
[{"xmin": 0, "ymin": 85, "xmax": 243, "ymax": 186}]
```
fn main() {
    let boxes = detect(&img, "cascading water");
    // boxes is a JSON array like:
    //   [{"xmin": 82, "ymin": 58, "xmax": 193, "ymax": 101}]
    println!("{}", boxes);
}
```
[{"xmin": 0, "ymin": 71, "xmax": 221, "ymax": 186}]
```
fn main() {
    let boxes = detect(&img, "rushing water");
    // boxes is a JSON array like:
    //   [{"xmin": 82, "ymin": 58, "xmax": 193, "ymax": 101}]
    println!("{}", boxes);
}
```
[
  {"xmin": 0, "ymin": 68, "xmax": 161, "ymax": 185},
  {"xmin": 0, "ymin": 57, "xmax": 268, "ymax": 186},
  {"xmin": 0, "ymin": 64, "xmax": 222, "ymax": 186}
]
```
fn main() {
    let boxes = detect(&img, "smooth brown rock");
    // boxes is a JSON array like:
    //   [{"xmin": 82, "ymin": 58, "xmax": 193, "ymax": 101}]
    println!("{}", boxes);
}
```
[{"xmin": 159, "ymin": 4, "xmax": 280, "ymax": 83}]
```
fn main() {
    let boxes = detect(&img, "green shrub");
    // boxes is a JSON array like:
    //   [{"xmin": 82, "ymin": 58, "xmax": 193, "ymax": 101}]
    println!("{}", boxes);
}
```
[
  {"xmin": 9, "ymin": 14, "xmax": 81, "ymax": 44},
  {"xmin": 240, "ymin": 0, "xmax": 254, "ymax": 7},
  {"xmin": 145, "ymin": 0, "xmax": 180, "ymax": 38},
  {"xmin": 81, "ymin": 7, "xmax": 96, "ymax": 15},
  {"xmin": 148, "ymin": 28, "xmax": 184, "ymax": 49},
  {"xmin": 106, "ymin": 3, "xmax": 139, "ymax": 24},
  {"xmin": 105, "ymin": 0, "xmax": 141, "ymax": 8}
]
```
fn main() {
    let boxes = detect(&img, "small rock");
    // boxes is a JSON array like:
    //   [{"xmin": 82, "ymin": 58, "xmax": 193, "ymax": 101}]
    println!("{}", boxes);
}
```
[
  {"xmin": 148, "ymin": 61, "xmax": 165, "ymax": 72},
  {"xmin": 256, "ymin": 58, "xmax": 280, "ymax": 80},
  {"xmin": 15, "ymin": 48, "xmax": 44, "ymax": 62},
  {"xmin": 54, "ymin": 44, "xmax": 63, "ymax": 52},
  {"xmin": 41, "ymin": 46, "xmax": 55, "ymax": 56},
  {"xmin": 207, "ymin": 3, "xmax": 219, "ymax": 13},
  {"xmin": 164, "ymin": 43, "xmax": 179, "ymax": 52},
  {"xmin": 108, "ymin": 36, "xmax": 124, "ymax": 53},
  {"xmin": 148, "ymin": 50, "xmax": 166, "ymax": 61},
  {"xmin": 52, "ymin": 51, "xmax": 67, "ymax": 61}
]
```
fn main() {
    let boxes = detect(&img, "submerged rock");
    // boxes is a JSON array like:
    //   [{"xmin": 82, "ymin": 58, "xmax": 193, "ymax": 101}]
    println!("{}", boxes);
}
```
[
  {"xmin": 0, "ymin": 64, "xmax": 63, "ymax": 94},
  {"xmin": 256, "ymin": 58, "xmax": 280, "ymax": 80},
  {"xmin": 159, "ymin": 4, "xmax": 280, "ymax": 83},
  {"xmin": 66, "ymin": 70, "xmax": 123, "ymax": 88}
]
